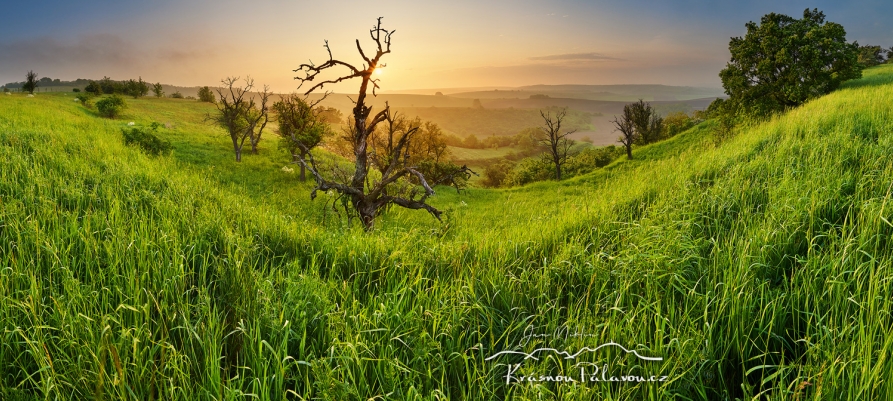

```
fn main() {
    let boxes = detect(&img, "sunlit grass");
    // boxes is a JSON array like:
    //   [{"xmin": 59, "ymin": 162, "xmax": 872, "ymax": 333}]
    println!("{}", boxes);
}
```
[{"xmin": 0, "ymin": 65, "xmax": 892, "ymax": 400}]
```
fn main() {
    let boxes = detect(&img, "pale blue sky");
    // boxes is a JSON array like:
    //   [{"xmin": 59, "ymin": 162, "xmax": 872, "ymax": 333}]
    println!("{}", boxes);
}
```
[{"xmin": 1, "ymin": 1, "xmax": 890, "ymax": 91}]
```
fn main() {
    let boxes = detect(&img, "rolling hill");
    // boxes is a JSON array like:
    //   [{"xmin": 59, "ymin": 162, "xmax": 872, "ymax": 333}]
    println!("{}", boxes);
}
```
[{"xmin": 0, "ymin": 65, "xmax": 891, "ymax": 400}]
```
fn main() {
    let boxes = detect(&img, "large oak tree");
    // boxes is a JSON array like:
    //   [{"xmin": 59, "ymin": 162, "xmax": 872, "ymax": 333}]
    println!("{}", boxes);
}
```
[{"xmin": 719, "ymin": 8, "xmax": 861, "ymax": 117}]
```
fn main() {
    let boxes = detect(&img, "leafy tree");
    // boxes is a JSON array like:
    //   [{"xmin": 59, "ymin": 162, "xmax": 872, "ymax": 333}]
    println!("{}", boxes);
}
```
[
  {"xmin": 627, "ymin": 99, "xmax": 663, "ymax": 145},
  {"xmin": 99, "ymin": 76, "xmax": 124, "ymax": 95},
  {"xmin": 719, "ymin": 8, "xmax": 861, "ymax": 117},
  {"xmin": 84, "ymin": 80, "xmax": 103, "ymax": 95},
  {"xmin": 858, "ymin": 45, "xmax": 885, "ymax": 67},
  {"xmin": 367, "ymin": 115, "xmax": 466, "ymax": 190},
  {"xmin": 22, "ymin": 71, "xmax": 38, "ymax": 94},
  {"xmin": 125, "ymin": 77, "xmax": 149, "ymax": 98},
  {"xmin": 151, "ymin": 82, "xmax": 164, "ymax": 97},
  {"xmin": 169, "ymin": 91, "xmax": 184, "ymax": 99},
  {"xmin": 273, "ymin": 94, "xmax": 331, "ymax": 181},
  {"xmin": 198, "ymin": 86, "xmax": 216, "ymax": 103},
  {"xmin": 294, "ymin": 17, "xmax": 472, "ymax": 230},
  {"xmin": 209, "ymin": 77, "xmax": 271, "ymax": 162},
  {"xmin": 96, "ymin": 95, "xmax": 127, "ymax": 118},
  {"xmin": 314, "ymin": 106, "xmax": 343, "ymax": 124},
  {"xmin": 535, "ymin": 107, "xmax": 576, "ymax": 180}
]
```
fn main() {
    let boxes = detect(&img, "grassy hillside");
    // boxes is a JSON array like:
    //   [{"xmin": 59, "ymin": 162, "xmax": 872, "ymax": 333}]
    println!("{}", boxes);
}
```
[{"xmin": 1, "ymin": 65, "xmax": 892, "ymax": 400}]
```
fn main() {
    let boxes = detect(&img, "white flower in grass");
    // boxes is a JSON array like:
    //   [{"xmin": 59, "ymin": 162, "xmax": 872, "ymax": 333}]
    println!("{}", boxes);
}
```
[
  {"xmin": 281, "ymin": 166, "xmax": 294, "ymax": 173},
  {"xmin": 27, "ymin": 94, "xmax": 34, "ymax": 98},
  {"xmin": 127, "ymin": 122, "xmax": 135, "ymax": 126}
]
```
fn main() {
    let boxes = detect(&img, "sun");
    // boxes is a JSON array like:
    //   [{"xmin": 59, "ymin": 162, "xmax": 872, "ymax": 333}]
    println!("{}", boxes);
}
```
[{"xmin": 375, "ymin": 68, "xmax": 383, "ymax": 75}]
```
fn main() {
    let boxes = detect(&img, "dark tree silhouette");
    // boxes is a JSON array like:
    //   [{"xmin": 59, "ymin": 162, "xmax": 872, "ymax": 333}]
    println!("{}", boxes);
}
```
[
  {"xmin": 23, "ymin": 71, "xmax": 38, "ymax": 94},
  {"xmin": 293, "ymin": 17, "xmax": 471, "ymax": 230},
  {"xmin": 613, "ymin": 105, "xmax": 637, "ymax": 160},
  {"xmin": 536, "ymin": 108, "xmax": 576, "ymax": 180}
]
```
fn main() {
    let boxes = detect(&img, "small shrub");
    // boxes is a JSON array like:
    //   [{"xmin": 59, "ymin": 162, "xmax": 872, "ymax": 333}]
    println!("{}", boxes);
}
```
[
  {"xmin": 75, "ymin": 93, "xmax": 93, "ymax": 108},
  {"xmin": 481, "ymin": 159, "xmax": 516, "ymax": 188},
  {"xmin": 122, "ymin": 122, "xmax": 173, "ymax": 156},
  {"xmin": 72, "ymin": 88, "xmax": 81, "ymax": 93},
  {"xmin": 96, "ymin": 95, "xmax": 127, "ymax": 118},
  {"xmin": 169, "ymin": 91, "xmax": 184, "ymax": 99},
  {"xmin": 663, "ymin": 111, "xmax": 696, "ymax": 137}
]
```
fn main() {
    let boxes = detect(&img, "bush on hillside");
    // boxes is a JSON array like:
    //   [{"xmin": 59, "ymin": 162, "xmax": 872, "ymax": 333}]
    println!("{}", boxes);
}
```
[
  {"xmin": 75, "ymin": 93, "xmax": 93, "ymax": 108},
  {"xmin": 564, "ymin": 145, "xmax": 625, "ymax": 174},
  {"xmin": 662, "ymin": 111, "xmax": 698, "ymax": 137},
  {"xmin": 122, "ymin": 122, "xmax": 173, "ymax": 156},
  {"xmin": 96, "ymin": 95, "xmax": 127, "ymax": 118},
  {"xmin": 481, "ymin": 159, "xmax": 516, "ymax": 188},
  {"xmin": 169, "ymin": 91, "xmax": 184, "ymax": 99}
]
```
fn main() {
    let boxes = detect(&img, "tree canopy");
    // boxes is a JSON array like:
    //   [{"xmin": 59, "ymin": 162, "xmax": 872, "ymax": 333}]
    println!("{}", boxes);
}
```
[{"xmin": 719, "ymin": 8, "xmax": 861, "ymax": 117}]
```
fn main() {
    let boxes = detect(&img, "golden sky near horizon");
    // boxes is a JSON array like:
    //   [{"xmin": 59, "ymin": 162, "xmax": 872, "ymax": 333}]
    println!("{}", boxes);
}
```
[{"xmin": 1, "ymin": 0, "xmax": 890, "ymax": 92}]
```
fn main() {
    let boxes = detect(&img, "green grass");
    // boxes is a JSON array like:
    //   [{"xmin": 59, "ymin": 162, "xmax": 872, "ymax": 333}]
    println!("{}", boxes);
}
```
[{"xmin": 1, "ymin": 65, "xmax": 893, "ymax": 400}]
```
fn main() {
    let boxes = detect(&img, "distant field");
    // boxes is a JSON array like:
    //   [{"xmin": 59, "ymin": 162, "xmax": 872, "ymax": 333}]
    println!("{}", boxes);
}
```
[
  {"xmin": 448, "ymin": 145, "xmax": 518, "ymax": 162},
  {"xmin": 396, "ymin": 106, "xmax": 595, "ymax": 137}
]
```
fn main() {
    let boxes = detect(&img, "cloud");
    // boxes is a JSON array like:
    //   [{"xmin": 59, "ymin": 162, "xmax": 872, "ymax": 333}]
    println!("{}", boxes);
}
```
[
  {"xmin": 529, "ymin": 52, "xmax": 623, "ymax": 62},
  {"xmin": 0, "ymin": 34, "xmax": 139, "ymax": 68},
  {"xmin": 0, "ymin": 34, "xmax": 222, "ymax": 84}
]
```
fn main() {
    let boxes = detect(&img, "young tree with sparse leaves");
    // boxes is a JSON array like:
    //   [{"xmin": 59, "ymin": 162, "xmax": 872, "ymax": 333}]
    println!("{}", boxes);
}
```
[
  {"xmin": 273, "ymin": 94, "xmax": 331, "ymax": 181},
  {"xmin": 535, "ymin": 108, "xmax": 576, "ymax": 180},
  {"xmin": 152, "ymin": 82, "xmax": 164, "ymax": 97},
  {"xmin": 209, "ymin": 77, "xmax": 271, "ymax": 162}
]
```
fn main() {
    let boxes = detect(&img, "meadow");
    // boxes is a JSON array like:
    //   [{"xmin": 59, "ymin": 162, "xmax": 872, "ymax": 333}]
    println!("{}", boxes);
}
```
[{"xmin": 0, "ymin": 65, "xmax": 892, "ymax": 400}]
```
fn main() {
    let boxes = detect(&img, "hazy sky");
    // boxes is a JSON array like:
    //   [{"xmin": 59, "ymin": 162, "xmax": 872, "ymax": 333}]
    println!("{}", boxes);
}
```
[{"xmin": 0, "ymin": 0, "xmax": 890, "ymax": 92}]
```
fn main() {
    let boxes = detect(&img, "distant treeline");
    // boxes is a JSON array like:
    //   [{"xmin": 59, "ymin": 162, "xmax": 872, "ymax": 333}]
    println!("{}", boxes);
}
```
[
  {"xmin": 3, "ymin": 77, "xmax": 91, "ymax": 88},
  {"xmin": 396, "ymin": 106, "xmax": 597, "ymax": 137}
]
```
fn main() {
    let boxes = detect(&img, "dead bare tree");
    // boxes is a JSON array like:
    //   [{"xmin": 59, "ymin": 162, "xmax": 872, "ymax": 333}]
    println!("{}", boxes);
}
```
[
  {"xmin": 293, "ymin": 17, "xmax": 471, "ymax": 230},
  {"xmin": 537, "ymin": 108, "xmax": 577, "ymax": 180},
  {"xmin": 210, "ymin": 77, "xmax": 271, "ymax": 162},
  {"xmin": 612, "ymin": 104, "xmax": 637, "ymax": 160}
]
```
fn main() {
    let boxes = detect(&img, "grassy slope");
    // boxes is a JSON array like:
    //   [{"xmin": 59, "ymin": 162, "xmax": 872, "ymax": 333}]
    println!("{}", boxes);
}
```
[{"xmin": 0, "ymin": 65, "xmax": 892, "ymax": 400}]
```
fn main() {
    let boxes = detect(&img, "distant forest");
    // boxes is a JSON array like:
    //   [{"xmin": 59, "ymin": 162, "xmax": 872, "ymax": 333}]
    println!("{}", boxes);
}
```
[{"xmin": 2, "ymin": 77, "xmax": 91, "ymax": 88}]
